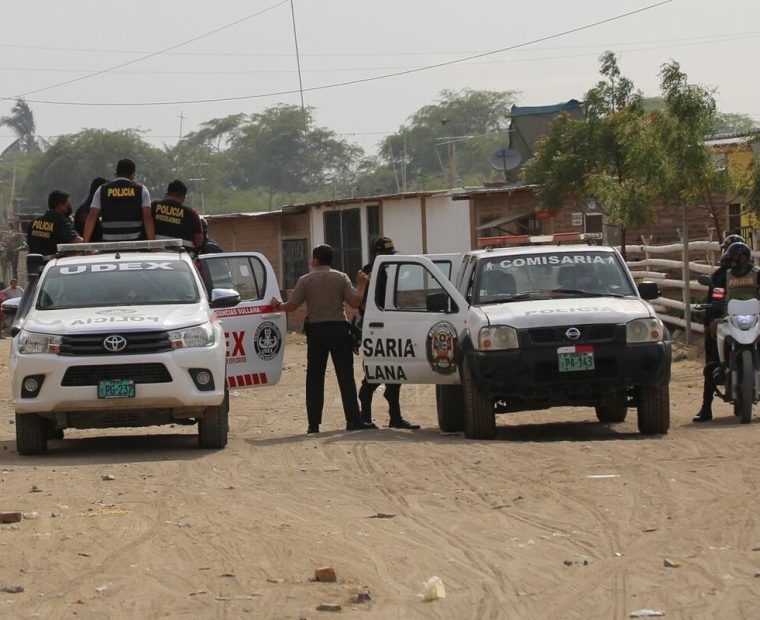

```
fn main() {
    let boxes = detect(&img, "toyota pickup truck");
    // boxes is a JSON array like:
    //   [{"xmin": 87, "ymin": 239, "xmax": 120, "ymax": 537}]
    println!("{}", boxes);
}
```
[{"xmin": 361, "ymin": 241, "xmax": 671, "ymax": 439}]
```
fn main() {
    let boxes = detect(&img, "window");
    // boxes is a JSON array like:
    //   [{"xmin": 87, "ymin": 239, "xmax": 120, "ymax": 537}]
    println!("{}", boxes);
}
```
[
  {"xmin": 366, "ymin": 204, "xmax": 380, "ymax": 253},
  {"xmin": 282, "ymin": 239, "xmax": 308, "ymax": 289},
  {"xmin": 394, "ymin": 263, "xmax": 447, "ymax": 311},
  {"xmin": 203, "ymin": 256, "xmax": 266, "ymax": 301},
  {"xmin": 728, "ymin": 203, "xmax": 742, "ymax": 234},
  {"xmin": 324, "ymin": 208, "xmax": 362, "ymax": 280}
]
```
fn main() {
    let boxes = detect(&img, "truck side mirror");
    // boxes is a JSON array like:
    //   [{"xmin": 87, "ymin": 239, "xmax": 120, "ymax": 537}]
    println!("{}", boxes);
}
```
[
  {"xmin": 26, "ymin": 254, "xmax": 46, "ymax": 276},
  {"xmin": 426, "ymin": 292, "xmax": 457, "ymax": 313},
  {"xmin": 637, "ymin": 281, "xmax": 660, "ymax": 300}
]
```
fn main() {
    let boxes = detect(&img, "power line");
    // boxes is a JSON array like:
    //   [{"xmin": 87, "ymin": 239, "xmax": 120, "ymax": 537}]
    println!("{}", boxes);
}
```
[
  {"xmin": 2, "ymin": 0, "xmax": 673, "ymax": 108},
  {"xmin": 10, "ymin": 0, "xmax": 289, "ymax": 99}
]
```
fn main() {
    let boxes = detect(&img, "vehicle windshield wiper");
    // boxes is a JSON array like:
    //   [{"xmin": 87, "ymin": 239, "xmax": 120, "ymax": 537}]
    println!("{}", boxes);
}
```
[
  {"xmin": 478, "ymin": 290, "xmax": 541, "ymax": 304},
  {"xmin": 550, "ymin": 288, "xmax": 626, "ymax": 298}
]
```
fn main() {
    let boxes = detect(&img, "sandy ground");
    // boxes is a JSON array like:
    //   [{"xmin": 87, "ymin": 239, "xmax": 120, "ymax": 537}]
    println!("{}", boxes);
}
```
[{"xmin": 1, "ymin": 334, "xmax": 760, "ymax": 620}]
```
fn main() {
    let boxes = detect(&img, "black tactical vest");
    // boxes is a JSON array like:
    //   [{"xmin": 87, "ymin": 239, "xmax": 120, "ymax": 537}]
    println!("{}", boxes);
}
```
[
  {"xmin": 727, "ymin": 267, "xmax": 759, "ymax": 302},
  {"xmin": 151, "ymin": 199, "xmax": 196, "ymax": 249},
  {"xmin": 99, "ymin": 178, "xmax": 144, "ymax": 241}
]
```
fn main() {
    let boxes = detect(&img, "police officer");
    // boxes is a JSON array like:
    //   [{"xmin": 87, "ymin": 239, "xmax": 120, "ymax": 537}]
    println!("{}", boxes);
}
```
[
  {"xmin": 198, "ymin": 218, "xmax": 223, "ymax": 254},
  {"xmin": 74, "ymin": 176, "xmax": 107, "ymax": 240},
  {"xmin": 358, "ymin": 237, "xmax": 420, "ymax": 429},
  {"xmin": 693, "ymin": 235, "xmax": 743, "ymax": 422},
  {"xmin": 696, "ymin": 241, "xmax": 760, "ymax": 423},
  {"xmin": 271, "ymin": 244, "xmax": 376, "ymax": 434},
  {"xmin": 151, "ymin": 180, "xmax": 203, "ymax": 252},
  {"xmin": 27, "ymin": 190, "xmax": 83, "ymax": 258},
  {"xmin": 83, "ymin": 158, "xmax": 154, "ymax": 243}
]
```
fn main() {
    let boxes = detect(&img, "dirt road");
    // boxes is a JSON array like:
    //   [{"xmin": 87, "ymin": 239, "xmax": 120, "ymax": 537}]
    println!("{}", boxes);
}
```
[{"xmin": 1, "ymin": 335, "xmax": 759, "ymax": 619}]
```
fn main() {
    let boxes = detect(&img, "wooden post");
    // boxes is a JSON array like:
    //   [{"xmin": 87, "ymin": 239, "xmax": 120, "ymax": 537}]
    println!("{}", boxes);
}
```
[{"xmin": 681, "ymin": 202, "xmax": 692, "ymax": 345}]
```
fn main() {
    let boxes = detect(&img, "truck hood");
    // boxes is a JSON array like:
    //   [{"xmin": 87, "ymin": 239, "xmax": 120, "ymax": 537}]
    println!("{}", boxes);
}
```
[
  {"xmin": 21, "ymin": 304, "xmax": 209, "ymax": 335},
  {"xmin": 479, "ymin": 296, "xmax": 654, "ymax": 327}
]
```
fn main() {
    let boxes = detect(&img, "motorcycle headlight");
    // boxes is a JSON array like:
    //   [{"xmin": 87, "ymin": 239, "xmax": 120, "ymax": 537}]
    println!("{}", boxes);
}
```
[
  {"xmin": 626, "ymin": 318, "xmax": 664, "ymax": 343},
  {"xmin": 731, "ymin": 314, "xmax": 758, "ymax": 331},
  {"xmin": 478, "ymin": 326, "xmax": 518, "ymax": 350},
  {"xmin": 18, "ymin": 330, "xmax": 62, "ymax": 354},
  {"xmin": 168, "ymin": 322, "xmax": 215, "ymax": 349}
]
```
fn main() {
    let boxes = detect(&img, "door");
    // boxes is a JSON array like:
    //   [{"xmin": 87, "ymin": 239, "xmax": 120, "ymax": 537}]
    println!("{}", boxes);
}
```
[
  {"xmin": 362, "ymin": 255, "xmax": 468, "ymax": 385},
  {"xmin": 198, "ymin": 253, "xmax": 286, "ymax": 388}
]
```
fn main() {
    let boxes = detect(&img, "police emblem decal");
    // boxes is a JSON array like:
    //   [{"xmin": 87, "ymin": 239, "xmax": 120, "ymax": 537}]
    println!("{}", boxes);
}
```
[
  {"xmin": 254, "ymin": 321, "xmax": 282, "ymax": 361},
  {"xmin": 426, "ymin": 321, "xmax": 458, "ymax": 375}
]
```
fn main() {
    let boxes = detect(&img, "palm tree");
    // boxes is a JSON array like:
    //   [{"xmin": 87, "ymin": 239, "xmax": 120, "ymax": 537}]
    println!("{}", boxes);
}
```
[{"xmin": 1, "ymin": 99, "xmax": 40, "ymax": 153}]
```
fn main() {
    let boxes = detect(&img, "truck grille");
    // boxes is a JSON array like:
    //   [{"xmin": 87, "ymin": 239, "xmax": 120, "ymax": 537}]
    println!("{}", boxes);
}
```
[
  {"xmin": 61, "ymin": 363, "xmax": 172, "ymax": 386},
  {"xmin": 59, "ymin": 331, "xmax": 172, "ymax": 356},
  {"xmin": 527, "ymin": 324, "xmax": 618, "ymax": 345}
]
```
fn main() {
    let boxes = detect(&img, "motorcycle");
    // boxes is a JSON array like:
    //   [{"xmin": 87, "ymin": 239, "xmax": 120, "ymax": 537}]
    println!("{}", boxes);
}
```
[{"xmin": 695, "ymin": 274, "xmax": 759, "ymax": 423}]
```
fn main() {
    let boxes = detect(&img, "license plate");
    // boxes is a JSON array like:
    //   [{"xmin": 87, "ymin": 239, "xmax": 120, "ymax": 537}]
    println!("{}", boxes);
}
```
[
  {"xmin": 98, "ymin": 379, "xmax": 135, "ymax": 399},
  {"xmin": 557, "ymin": 346, "xmax": 595, "ymax": 372}
]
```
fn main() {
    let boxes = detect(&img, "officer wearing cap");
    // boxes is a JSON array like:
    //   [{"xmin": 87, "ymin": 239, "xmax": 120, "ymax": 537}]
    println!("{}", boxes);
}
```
[
  {"xmin": 27, "ymin": 190, "xmax": 83, "ymax": 258},
  {"xmin": 271, "ymin": 244, "xmax": 377, "ymax": 434},
  {"xmin": 83, "ymin": 158, "xmax": 154, "ymax": 243},
  {"xmin": 151, "ymin": 180, "xmax": 203, "ymax": 252},
  {"xmin": 198, "ymin": 218, "xmax": 224, "ymax": 254},
  {"xmin": 358, "ymin": 236, "xmax": 420, "ymax": 430}
]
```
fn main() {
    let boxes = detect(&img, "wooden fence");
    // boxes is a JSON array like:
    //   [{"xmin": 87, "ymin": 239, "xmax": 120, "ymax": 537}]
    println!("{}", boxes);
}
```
[{"xmin": 621, "ymin": 240, "xmax": 760, "ymax": 337}]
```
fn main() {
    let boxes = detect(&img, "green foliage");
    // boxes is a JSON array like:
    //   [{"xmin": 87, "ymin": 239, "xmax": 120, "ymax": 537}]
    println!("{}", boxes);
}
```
[
  {"xmin": 0, "ymin": 99, "xmax": 42, "ymax": 153},
  {"xmin": 710, "ymin": 112, "xmax": 758, "ymax": 136}
]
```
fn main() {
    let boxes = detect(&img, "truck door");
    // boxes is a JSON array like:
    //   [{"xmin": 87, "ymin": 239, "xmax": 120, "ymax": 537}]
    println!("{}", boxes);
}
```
[
  {"xmin": 198, "ymin": 253, "xmax": 286, "ymax": 388},
  {"xmin": 362, "ymin": 255, "xmax": 468, "ymax": 385}
]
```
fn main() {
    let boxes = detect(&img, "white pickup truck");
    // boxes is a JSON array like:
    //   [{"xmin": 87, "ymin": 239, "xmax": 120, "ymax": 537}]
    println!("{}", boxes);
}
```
[
  {"xmin": 7, "ymin": 240, "xmax": 286, "ymax": 454},
  {"xmin": 361, "ymin": 242, "xmax": 672, "ymax": 439}
]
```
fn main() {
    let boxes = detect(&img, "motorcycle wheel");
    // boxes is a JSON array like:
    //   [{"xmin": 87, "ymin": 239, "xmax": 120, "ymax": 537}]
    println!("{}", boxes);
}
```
[{"xmin": 734, "ymin": 349, "xmax": 754, "ymax": 424}]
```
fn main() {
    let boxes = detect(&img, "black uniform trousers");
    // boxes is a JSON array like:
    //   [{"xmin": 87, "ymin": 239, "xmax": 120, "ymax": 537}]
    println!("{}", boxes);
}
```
[
  {"xmin": 306, "ymin": 321, "xmax": 362, "ymax": 427},
  {"xmin": 359, "ymin": 379, "xmax": 401, "ymax": 421}
]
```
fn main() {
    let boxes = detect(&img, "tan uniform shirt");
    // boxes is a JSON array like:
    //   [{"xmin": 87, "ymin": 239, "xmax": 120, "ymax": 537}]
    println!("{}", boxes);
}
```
[{"xmin": 288, "ymin": 266, "xmax": 357, "ymax": 323}]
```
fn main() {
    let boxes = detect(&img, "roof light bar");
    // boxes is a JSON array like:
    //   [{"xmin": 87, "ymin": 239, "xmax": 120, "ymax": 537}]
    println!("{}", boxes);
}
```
[
  {"xmin": 57, "ymin": 239, "xmax": 184, "ymax": 254},
  {"xmin": 477, "ymin": 232, "xmax": 591, "ymax": 248}
]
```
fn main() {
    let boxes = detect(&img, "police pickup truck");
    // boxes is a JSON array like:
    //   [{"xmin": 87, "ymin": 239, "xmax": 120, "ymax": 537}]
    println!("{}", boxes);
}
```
[
  {"xmin": 7, "ymin": 240, "xmax": 286, "ymax": 454},
  {"xmin": 361, "ymin": 238, "xmax": 671, "ymax": 439}
]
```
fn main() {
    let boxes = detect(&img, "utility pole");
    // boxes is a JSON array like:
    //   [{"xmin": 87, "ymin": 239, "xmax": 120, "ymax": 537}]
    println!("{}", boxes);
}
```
[{"xmin": 176, "ymin": 111, "xmax": 187, "ymax": 175}]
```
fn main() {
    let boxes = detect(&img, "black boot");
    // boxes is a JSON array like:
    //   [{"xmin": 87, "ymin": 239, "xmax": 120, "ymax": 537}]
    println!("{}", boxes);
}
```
[
  {"xmin": 692, "ymin": 407, "xmax": 712, "ymax": 422},
  {"xmin": 359, "ymin": 381, "xmax": 373, "ymax": 424},
  {"xmin": 693, "ymin": 374, "xmax": 714, "ymax": 422},
  {"xmin": 389, "ymin": 417, "xmax": 420, "ymax": 430}
]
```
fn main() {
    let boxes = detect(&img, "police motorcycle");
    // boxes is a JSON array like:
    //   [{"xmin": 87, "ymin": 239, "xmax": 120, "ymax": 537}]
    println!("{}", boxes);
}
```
[{"xmin": 695, "ymin": 274, "xmax": 760, "ymax": 424}]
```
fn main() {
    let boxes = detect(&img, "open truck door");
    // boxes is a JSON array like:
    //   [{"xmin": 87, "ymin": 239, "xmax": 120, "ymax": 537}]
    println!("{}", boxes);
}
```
[
  {"xmin": 198, "ymin": 252, "xmax": 286, "ymax": 389},
  {"xmin": 362, "ymin": 255, "xmax": 468, "ymax": 385}
]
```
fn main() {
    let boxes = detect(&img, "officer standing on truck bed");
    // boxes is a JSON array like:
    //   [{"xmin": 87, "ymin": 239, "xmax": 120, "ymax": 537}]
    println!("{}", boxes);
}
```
[
  {"xmin": 83, "ymin": 158, "xmax": 154, "ymax": 243},
  {"xmin": 27, "ymin": 190, "xmax": 83, "ymax": 258},
  {"xmin": 151, "ymin": 179, "xmax": 203, "ymax": 252}
]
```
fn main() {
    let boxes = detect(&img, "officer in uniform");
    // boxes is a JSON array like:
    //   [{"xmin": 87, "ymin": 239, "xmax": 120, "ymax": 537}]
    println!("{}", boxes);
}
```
[
  {"xmin": 151, "ymin": 180, "xmax": 203, "ymax": 252},
  {"xmin": 696, "ymin": 241, "xmax": 760, "ymax": 422},
  {"xmin": 198, "ymin": 218, "xmax": 223, "ymax": 254},
  {"xmin": 693, "ymin": 235, "xmax": 743, "ymax": 422},
  {"xmin": 26, "ymin": 190, "xmax": 83, "ymax": 258},
  {"xmin": 358, "ymin": 237, "xmax": 420, "ymax": 429},
  {"xmin": 271, "ymin": 244, "xmax": 376, "ymax": 434},
  {"xmin": 83, "ymin": 158, "xmax": 154, "ymax": 243},
  {"xmin": 74, "ymin": 176, "xmax": 107, "ymax": 240}
]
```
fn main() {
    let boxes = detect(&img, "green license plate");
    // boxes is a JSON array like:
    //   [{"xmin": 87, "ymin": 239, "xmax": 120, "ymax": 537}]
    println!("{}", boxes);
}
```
[
  {"xmin": 557, "ymin": 349, "xmax": 595, "ymax": 372},
  {"xmin": 98, "ymin": 379, "xmax": 135, "ymax": 399}
]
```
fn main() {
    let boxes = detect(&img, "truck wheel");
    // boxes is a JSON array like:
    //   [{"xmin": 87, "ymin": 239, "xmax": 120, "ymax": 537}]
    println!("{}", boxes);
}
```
[
  {"xmin": 636, "ymin": 383, "xmax": 670, "ymax": 435},
  {"xmin": 198, "ymin": 387, "xmax": 229, "ymax": 449},
  {"xmin": 436, "ymin": 385, "xmax": 464, "ymax": 432},
  {"xmin": 595, "ymin": 391, "xmax": 628, "ymax": 423},
  {"xmin": 462, "ymin": 358, "xmax": 495, "ymax": 439},
  {"xmin": 735, "ymin": 349, "xmax": 753, "ymax": 424},
  {"xmin": 16, "ymin": 413, "xmax": 48, "ymax": 455}
]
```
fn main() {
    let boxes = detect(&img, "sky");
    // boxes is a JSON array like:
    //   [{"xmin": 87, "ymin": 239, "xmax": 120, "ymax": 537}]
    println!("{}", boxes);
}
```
[{"xmin": 1, "ymin": 0, "xmax": 758, "ymax": 161}]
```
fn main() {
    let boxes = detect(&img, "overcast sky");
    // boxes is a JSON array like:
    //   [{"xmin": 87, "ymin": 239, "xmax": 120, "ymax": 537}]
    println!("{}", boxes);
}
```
[{"xmin": 1, "ymin": 0, "xmax": 758, "ymax": 159}]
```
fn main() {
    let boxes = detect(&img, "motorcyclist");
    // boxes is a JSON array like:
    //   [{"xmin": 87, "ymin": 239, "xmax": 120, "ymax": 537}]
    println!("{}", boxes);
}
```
[{"xmin": 694, "ymin": 239, "xmax": 759, "ymax": 422}]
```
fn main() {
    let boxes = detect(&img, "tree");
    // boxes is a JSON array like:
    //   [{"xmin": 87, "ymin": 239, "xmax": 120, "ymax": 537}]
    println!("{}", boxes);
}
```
[
  {"xmin": 710, "ymin": 112, "xmax": 757, "ymax": 136},
  {"xmin": 0, "ymin": 99, "xmax": 43, "ymax": 154}
]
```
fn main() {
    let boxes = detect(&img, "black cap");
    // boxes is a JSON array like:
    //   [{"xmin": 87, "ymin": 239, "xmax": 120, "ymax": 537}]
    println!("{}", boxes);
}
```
[{"xmin": 371, "ymin": 237, "xmax": 398, "ymax": 255}]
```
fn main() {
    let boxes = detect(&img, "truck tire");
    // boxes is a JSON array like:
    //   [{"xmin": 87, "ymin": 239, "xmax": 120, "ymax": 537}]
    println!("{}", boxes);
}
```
[
  {"xmin": 198, "ymin": 388, "xmax": 229, "ymax": 449},
  {"xmin": 595, "ymin": 391, "xmax": 628, "ymax": 423},
  {"xmin": 16, "ymin": 413, "xmax": 48, "ymax": 455},
  {"xmin": 462, "ymin": 358, "xmax": 496, "ymax": 439},
  {"xmin": 436, "ymin": 385, "xmax": 465, "ymax": 432},
  {"xmin": 636, "ymin": 383, "xmax": 670, "ymax": 435},
  {"xmin": 734, "ymin": 349, "xmax": 753, "ymax": 424}
]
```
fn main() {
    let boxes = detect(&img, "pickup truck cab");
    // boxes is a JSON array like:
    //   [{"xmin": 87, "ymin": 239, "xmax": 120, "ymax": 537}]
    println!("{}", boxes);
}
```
[
  {"xmin": 8, "ymin": 240, "xmax": 286, "ymax": 454},
  {"xmin": 361, "ymin": 241, "xmax": 671, "ymax": 438}
]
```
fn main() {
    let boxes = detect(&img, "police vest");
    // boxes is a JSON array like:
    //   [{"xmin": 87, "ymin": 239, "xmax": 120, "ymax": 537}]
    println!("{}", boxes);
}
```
[
  {"xmin": 151, "ymin": 199, "xmax": 196, "ymax": 249},
  {"xmin": 99, "ymin": 179, "xmax": 144, "ymax": 241},
  {"xmin": 26, "ymin": 211, "xmax": 72, "ymax": 256},
  {"xmin": 726, "ymin": 267, "xmax": 759, "ymax": 302}
]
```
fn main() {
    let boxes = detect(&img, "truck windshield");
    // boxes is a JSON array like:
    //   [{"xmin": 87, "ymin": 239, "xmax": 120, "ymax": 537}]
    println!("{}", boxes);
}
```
[
  {"xmin": 37, "ymin": 260, "xmax": 200, "ymax": 309},
  {"xmin": 474, "ymin": 251, "xmax": 636, "ymax": 305}
]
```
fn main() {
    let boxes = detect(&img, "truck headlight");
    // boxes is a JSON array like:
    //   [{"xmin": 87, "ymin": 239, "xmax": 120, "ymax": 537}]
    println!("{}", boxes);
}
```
[
  {"xmin": 18, "ymin": 330, "xmax": 62, "ymax": 354},
  {"xmin": 169, "ymin": 322, "xmax": 215, "ymax": 348},
  {"xmin": 731, "ymin": 314, "xmax": 758, "ymax": 331},
  {"xmin": 626, "ymin": 318, "xmax": 664, "ymax": 343},
  {"xmin": 478, "ymin": 326, "xmax": 518, "ymax": 350}
]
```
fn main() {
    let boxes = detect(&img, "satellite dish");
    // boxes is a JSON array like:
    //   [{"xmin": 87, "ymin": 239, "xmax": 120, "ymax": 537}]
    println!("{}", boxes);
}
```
[{"xmin": 490, "ymin": 148, "xmax": 522, "ymax": 171}]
